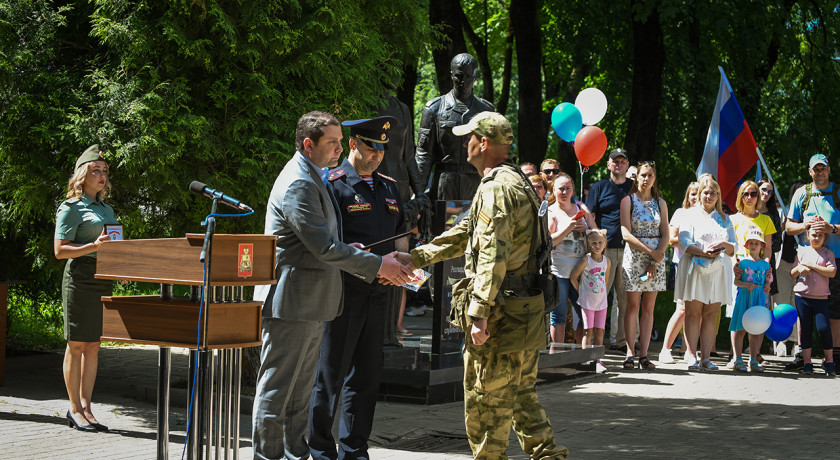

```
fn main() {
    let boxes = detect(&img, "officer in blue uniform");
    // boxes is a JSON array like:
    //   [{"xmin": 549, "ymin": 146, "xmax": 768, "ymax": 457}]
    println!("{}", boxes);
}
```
[{"xmin": 308, "ymin": 116, "xmax": 407, "ymax": 460}]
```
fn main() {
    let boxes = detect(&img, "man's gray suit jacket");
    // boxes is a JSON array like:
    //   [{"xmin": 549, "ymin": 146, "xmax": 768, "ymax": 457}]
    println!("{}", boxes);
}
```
[{"xmin": 259, "ymin": 151, "xmax": 381, "ymax": 321}]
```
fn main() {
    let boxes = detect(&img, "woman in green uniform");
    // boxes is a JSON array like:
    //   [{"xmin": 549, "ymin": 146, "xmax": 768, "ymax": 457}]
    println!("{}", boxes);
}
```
[{"xmin": 53, "ymin": 145, "xmax": 117, "ymax": 432}]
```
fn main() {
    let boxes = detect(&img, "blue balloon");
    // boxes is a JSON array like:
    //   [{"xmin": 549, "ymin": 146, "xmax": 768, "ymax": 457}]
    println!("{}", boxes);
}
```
[
  {"xmin": 772, "ymin": 303, "xmax": 798, "ymax": 329},
  {"xmin": 764, "ymin": 317, "xmax": 793, "ymax": 342},
  {"xmin": 551, "ymin": 102, "xmax": 583, "ymax": 143}
]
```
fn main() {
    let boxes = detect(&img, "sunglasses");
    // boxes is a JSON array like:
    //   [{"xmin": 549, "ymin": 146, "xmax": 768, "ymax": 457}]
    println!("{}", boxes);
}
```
[
  {"xmin": 743, "ymin": 191, "xmax": 758, "ymax": 198},
  {"xmin": 542, "ymin": 169, "xmax": 560, "ymax": 175},
  {"xmin": 637, "ymin": 160, "xmax": 656, "ymax": 166}
]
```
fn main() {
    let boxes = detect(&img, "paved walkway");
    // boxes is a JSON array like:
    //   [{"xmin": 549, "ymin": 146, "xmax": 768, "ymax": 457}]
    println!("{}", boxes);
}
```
[{"xmin": 1, "ymin": 343, "xmax": 838, "ymax": 459}]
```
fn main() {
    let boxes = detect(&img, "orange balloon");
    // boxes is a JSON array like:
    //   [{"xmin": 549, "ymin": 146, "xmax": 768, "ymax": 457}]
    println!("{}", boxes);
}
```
[{"xmin": 574, "ymin": 126, "xmax": 608, "ymax": 167}]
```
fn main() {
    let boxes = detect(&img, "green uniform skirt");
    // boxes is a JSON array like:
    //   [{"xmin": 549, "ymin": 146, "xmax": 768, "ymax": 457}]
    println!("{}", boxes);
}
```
[{"xmin": 61, "ymin": 257, "xmax": 113, "ymax": 342}]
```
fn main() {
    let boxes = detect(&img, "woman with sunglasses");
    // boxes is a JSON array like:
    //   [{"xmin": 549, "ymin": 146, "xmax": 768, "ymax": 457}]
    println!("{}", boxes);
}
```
[
  {"xmin": 729, "ymin": 181, "xmax": 777, "ymax": 370},
  {"xmin": 619, "ymin": 161, "xmax": 669, "ymax": 369},
  {"xmin": 757, "ymin": 180, "xmax": 783, "ymax": 306}
]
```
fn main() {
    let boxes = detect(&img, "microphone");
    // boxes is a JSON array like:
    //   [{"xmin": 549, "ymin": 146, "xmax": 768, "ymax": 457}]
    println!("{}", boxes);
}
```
[{"xmin": 189, "ymin": 181, "xmax": 253, "ymax": 212}]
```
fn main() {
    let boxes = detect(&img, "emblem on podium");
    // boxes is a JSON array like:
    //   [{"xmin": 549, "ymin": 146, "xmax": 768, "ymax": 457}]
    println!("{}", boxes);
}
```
[{"xmin": 238, "ymin": 243, "xmax": 253, "ymax": 278}]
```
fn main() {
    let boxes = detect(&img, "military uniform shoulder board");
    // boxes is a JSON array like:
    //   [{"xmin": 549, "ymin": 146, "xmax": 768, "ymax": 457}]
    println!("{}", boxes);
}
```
[
  {"xmin": 328, "ymin": 168, "xmax": 346, "ymax": 181},
  {"xmin": 377, "ymin": 172, "xmax": 397, "ymax": 183}
]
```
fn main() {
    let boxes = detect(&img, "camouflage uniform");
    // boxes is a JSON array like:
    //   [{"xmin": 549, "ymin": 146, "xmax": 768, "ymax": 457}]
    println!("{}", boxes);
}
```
[{"xmin": 412, "ymin": 161, "xmax": 568, "ymax": 459}]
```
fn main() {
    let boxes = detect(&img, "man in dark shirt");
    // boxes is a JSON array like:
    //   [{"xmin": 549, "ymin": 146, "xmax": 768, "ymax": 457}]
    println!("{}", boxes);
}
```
[{"xmin": 585, "ymin": 148, "xmax": 634, "ymax": 350}]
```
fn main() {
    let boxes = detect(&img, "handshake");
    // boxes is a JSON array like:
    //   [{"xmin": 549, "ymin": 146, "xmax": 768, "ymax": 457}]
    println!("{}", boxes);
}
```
[{"xmin": 375, "ymin": 251, "xmax": 418, "ymax": 286}]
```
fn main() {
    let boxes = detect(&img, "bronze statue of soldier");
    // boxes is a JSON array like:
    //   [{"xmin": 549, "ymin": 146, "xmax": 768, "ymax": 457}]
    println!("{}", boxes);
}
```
[{"xmin": 416, "ymin": 53, "xmax": 495, "ymax": 202}]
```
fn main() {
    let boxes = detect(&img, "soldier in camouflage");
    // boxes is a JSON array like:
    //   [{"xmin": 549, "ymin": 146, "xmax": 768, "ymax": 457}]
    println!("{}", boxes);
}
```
[{"xmin": 397, "ymin": 112, "xmax": 568, "ymax": 459}]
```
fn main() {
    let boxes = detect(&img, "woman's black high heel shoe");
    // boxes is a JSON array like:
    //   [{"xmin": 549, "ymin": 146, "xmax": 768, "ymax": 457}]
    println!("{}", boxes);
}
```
[
  {"xmin": 88, "ymin": 420, "xmax": 109, "ymax": 432},
  {"xmin": 66, "ymin": 411, "xmax": 97, "ymax": 432}
]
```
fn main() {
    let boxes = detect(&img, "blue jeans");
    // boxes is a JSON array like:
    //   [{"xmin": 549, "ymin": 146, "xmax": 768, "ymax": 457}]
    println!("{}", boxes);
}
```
[{"xmin": 550, "ymin": 277, "xmax": 580, "ymax": 327}]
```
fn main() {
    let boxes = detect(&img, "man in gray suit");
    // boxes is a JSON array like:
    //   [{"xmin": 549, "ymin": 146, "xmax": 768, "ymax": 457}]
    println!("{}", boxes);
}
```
[{"xmin": 252, "ymin": 111, "xmax": 413, "ymax": 460}]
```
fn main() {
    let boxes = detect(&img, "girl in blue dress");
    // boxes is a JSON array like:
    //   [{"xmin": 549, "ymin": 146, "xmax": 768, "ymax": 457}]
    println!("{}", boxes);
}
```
[{"xmin": 729, "ymin": 229, "xmax": 772, "ymax": 372}]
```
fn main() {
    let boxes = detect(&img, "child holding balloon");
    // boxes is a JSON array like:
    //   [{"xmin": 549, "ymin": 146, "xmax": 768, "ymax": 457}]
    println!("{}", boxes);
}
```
[
  {"xmin": 791, "ymin": 226, "xmax": 836, "ymax": 376},
  {"xmin": 729, "ymin": 229, "xmax": 772, "ymax": 373}
]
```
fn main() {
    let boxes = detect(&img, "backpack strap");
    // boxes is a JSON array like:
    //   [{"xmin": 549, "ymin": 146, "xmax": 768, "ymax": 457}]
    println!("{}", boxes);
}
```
[
  {"xmin": 491, "ymin": 164, "xmax": 551, "ymax": 276},
  {"xmin": 802, "ymin": 182, "xmax": 839, "ymax": 212},
  {"xmin": 803, "ymin": 182, "xmax": 813, "ymax": 212}
]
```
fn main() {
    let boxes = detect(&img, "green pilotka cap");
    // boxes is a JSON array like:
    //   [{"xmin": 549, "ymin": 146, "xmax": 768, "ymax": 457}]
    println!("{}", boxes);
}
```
[{"xmin": 75, "ymin": 145, "xmax": 105, "ymax": 170}]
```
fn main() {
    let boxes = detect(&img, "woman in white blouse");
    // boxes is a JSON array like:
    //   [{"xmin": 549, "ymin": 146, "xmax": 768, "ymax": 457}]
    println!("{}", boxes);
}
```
[{"xmin": 675, "ymin": 177, "xmax": 736, "ymax": 371}]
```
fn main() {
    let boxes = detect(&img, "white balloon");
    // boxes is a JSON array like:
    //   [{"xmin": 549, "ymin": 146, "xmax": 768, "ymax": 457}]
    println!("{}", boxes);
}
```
[
  {"xmin": 574, "ymin": 88, "xmax": 608, "ymax": 125},
  {"xmin": 742, "ymin": 306, "xmax": 772, "ymax": 335}
]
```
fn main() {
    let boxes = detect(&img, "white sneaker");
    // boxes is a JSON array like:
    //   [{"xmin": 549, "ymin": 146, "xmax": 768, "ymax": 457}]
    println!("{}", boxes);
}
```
[
  {"xmin": 775, "ymin": 342, "xmax": 788, "ymax": 357},
  {"xmin": 725, "ymin": 360, "xmax": 736, "ymax": 369},
  {"xmin": 658, "ymin": 348, "xmax": 675, "ymax": 364},
  {"xmin": 683, "ymin": 351, "xmax": 695, "ymax": 363},
  {"xmin": 405, "ymin": 305, "xmax": 427, "ymax": 317},
  {"xmin": 595, "ymin": 360, "xmax": 608, "ymax": 373}
]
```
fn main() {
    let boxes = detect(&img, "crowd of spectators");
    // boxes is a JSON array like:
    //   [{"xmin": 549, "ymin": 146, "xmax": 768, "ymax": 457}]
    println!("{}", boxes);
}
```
[{"xmin": 522, "ymin": 152, "xmax": 838, "ymax": 376}]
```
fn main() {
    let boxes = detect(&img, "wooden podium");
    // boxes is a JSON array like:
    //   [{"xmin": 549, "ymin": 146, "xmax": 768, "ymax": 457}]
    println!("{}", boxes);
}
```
[{"xmin": 96, "ymin": 233, "xmax": 276, "ymax": 460}]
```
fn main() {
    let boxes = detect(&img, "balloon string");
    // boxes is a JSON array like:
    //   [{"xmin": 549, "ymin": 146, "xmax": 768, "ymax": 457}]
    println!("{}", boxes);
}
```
[{"xmin": 579, "ymin": 162, "xmax": 586, "ymax": 197}]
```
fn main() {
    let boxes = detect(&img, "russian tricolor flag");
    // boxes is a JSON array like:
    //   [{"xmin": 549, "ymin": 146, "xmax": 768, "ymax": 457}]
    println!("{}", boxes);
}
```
[{"xmin": 696, "ymin": 67, "xmax": 759, "ymax": 209}]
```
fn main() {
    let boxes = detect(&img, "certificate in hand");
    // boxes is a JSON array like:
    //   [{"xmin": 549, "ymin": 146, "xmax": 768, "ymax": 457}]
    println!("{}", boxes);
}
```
[
  {"xmin": 402, "ymin": 268, "xmax": 431, "ymax": 292},
  {"xmin": 105, "ymin": 224, "xmax": 124, "ymax": 240}
]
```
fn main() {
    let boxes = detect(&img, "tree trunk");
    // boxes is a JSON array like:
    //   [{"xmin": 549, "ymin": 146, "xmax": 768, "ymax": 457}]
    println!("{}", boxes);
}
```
[
  {"xmin": 624, "ymin": 0, "xmax": 665, "ymax": 162},
  {"xmin": 429, "ymin": 0, "xmax": 468, "ymax": 94},
  {"xmin": 497, "ymin": 15, "xmax": 514, "ymax": 115},
  {"xmin": 459, "ymin": 4, "xmax": 494, "ymax": 103},
  {"xmin": 397, "ymin": 59, "xmax": 418, "ymax": 122},
  {"xmin": 510, "ymin": 0, "xmax": 545, "ymax": 164},
  {"xmin": 740, "ymin": 0, "xmax": 794, "ymax": 124},
  {"xmin": 689, "ymin": 1, "xmax": 707, "ymax": 166}
]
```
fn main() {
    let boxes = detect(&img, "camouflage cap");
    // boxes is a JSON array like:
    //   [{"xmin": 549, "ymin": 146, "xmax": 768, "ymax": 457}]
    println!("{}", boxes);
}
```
[
  {"xmin": 452, "ymin": 112, "xmax": 513, "ymax": 145},
  {"xmin": 75, "ymin": 144, "xmax": 105, "ymax": 170}
]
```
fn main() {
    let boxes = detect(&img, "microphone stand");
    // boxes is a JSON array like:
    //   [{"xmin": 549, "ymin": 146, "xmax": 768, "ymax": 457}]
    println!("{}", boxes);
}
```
[{"xmin": 190, "ymin": 198, "xmax": 217, "ymax": 460}]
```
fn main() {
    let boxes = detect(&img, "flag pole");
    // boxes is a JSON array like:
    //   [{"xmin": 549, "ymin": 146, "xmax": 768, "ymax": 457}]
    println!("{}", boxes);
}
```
[{"xmin": 755, "ymin": 146, "xmax": 787, "ymax": 215}]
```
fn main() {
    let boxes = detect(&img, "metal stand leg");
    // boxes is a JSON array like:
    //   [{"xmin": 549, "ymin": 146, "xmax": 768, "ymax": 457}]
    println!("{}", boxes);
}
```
[
  {"xmin": 232, "ymin": 348, "xmax": 241, "ymax": 460},
  {"xmin": 222, "ymin": 349, "xmax": 232, "ymax": 459},
  {"xmin": 203, "ymin": 350, "xmax": 215, "ymax": 460},
  {"xmin": 157, "ymin": 347, "xmax": 171, "ymax": 460},
  {"xmin": 214, "ymin": 350, "xmax": 223, "ymax": 460},
  {"xmin": 195, "ymin": 349, "xmax": 213, "ymax": 460},
  {"xmin": 187, "ymin": 349, "xmax": 199, "ymax": 460}
]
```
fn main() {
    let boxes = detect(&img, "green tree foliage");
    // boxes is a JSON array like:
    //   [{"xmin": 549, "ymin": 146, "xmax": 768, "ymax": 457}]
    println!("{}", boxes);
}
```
[
  {"xmin": 0, "ymin": 0, "xmax": 428, "ymax": 331},
  {"xmin": 538, "ymin": 0, "xmax": 840, "ymax": 202}
]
